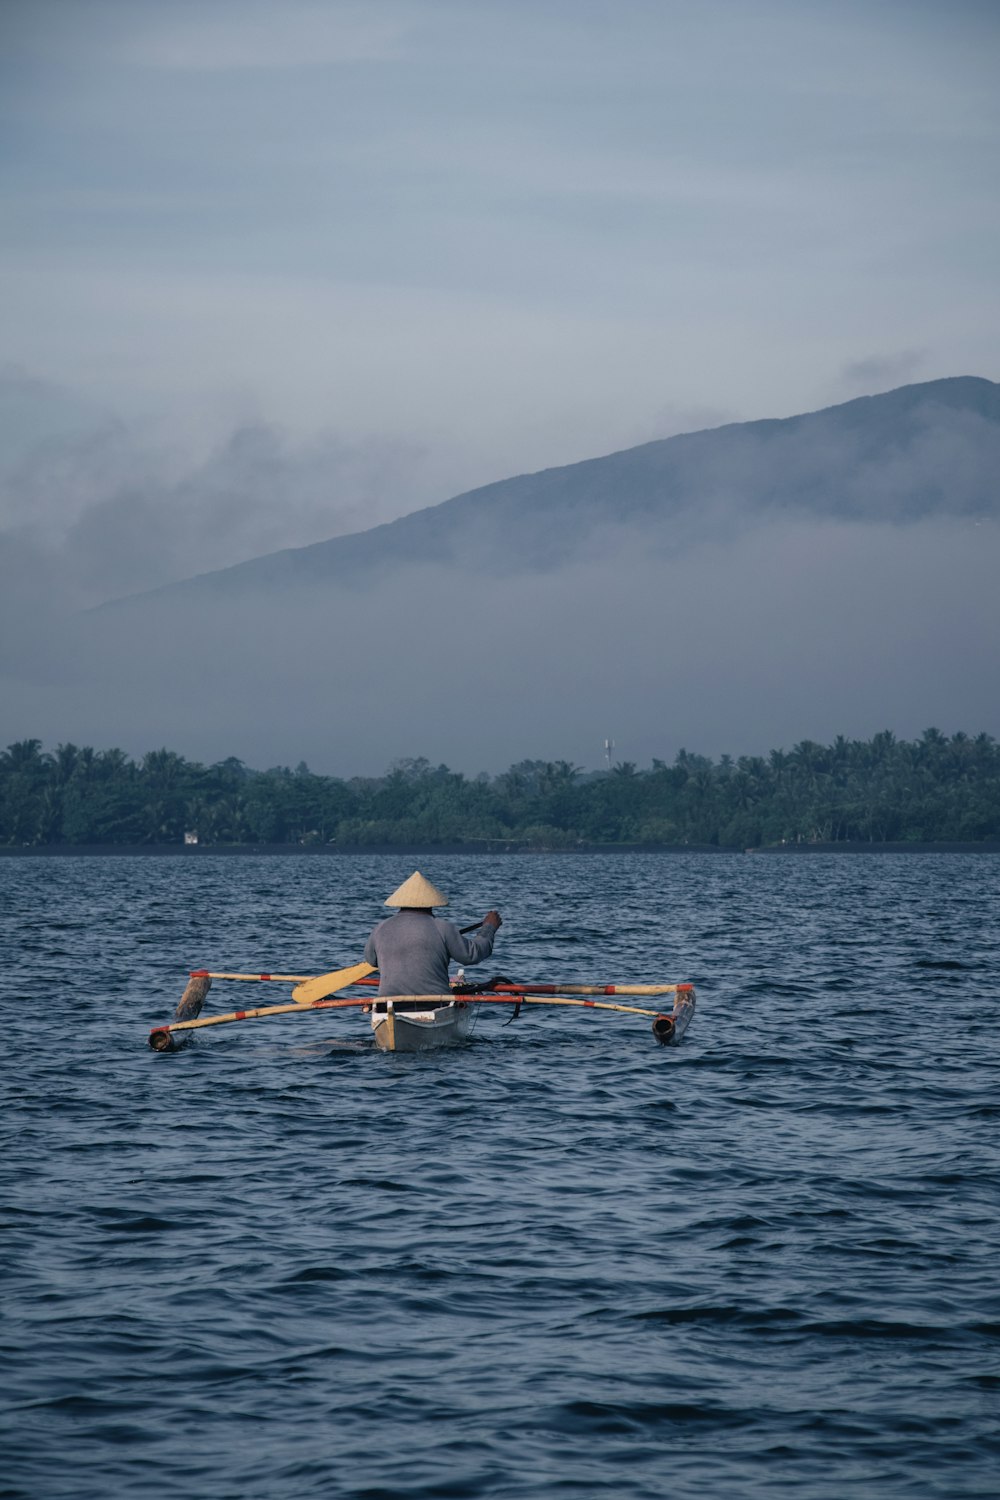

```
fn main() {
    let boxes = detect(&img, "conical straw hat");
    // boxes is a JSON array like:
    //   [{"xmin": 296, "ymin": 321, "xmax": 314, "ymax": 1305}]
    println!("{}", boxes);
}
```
[{"xmin": 384, "ymin": 870, "xmax": 448, "ymax": 908}]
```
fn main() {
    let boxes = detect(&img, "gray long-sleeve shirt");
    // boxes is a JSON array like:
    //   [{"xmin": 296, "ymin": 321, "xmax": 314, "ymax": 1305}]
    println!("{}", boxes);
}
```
[{"xmin": 363, "ymin": 910, "xmax": 498, "ymax": 996}]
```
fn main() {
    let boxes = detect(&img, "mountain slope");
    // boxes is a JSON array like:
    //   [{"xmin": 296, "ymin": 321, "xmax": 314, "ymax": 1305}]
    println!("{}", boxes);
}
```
[
  {"xmin": 107, "ymin": 376, "xmax": 1000, "ymax": 605},
  {"xmin": 15, "ymin": 377, "xmax": 998, "ymax": 775}
]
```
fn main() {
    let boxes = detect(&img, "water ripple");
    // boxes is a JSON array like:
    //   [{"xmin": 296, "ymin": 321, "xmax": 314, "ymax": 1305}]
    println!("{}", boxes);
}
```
[{"xmin": 2, "ymin": 851, "xmax": 999, "ymax": 1499}]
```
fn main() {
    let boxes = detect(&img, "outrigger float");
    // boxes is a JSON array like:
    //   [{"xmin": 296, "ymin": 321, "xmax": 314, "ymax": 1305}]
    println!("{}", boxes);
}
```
[{"xmin": 148, "ymin": 965, "xmax": 696, "ymax": 1054}]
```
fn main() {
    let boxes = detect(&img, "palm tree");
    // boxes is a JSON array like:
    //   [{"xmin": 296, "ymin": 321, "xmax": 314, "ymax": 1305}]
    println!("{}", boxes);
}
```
[
  {"xmin": 53, "ymin": 743, "xmax": 80, "ymax": 785},
  {"xmin": 2, "ymin": 740, "xmax": 49, "ymax": 775}
]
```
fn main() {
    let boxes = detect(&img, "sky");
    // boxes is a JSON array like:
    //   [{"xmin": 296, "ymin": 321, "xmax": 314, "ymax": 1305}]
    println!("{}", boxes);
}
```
[{"xmin": 1, "ymin": 0, "xmax": 999, "ymax": 772}]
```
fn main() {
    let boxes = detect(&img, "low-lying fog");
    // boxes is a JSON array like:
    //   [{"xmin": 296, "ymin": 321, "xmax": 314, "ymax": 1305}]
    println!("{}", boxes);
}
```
[{"xmin": 3, "ymin": 514, "xmax": 996, "ymax": 774}]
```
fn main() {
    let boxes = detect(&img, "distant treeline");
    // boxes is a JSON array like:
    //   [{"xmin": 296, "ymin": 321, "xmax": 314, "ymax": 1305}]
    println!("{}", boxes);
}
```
[{"xmin": 2, "ymin": 731, "xmax": 999, "ymax": 849}]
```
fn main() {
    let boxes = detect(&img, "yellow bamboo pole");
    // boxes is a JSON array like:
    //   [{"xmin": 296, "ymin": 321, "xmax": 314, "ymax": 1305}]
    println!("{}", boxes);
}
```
[
  {"xmin": 562, "ymin": 983, "xmax": 689, "ymax": 997},
  {"xmin": 367, "ymin": 994, "xmax": 690, "ymax": 1019},
  {"xmin": 149, "ymin": 988, "xmax": 697, "ymax": 1051},
  {"xmin": 188, "ymin": 973, "xmax": 689, "ymax": 997},
  {"xmin": 190, "ymin": 971, "xmax": 314, "ymax": 982},
  {"xmin": 149, "ymin": 992, "xmax": 368, "ymax": 1047},
  {"xmin": 483, "ymin": 982, "xmax": 692, "ymax": 997},
  {"xmin": 184, "ymin": 962, "xmax": 377, "ymax": 1001},
  {"xmin": 474, "ymin": 995, "xmax": 669, "ymax": 1019}
]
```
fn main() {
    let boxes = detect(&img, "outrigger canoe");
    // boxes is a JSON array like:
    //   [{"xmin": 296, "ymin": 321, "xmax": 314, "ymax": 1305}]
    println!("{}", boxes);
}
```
[{"xmin": 148, "ymin": 970, "xmax": 696, "ymax": 1054}]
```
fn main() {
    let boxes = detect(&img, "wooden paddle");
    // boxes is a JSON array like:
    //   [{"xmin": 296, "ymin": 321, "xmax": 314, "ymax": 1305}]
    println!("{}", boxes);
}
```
[
  {"xmin": 291, "ymin": 961, "xmax": 376, "ymax": 1005},
  {"xmin": 291, "ymin": 920, "xmax": 488, "ymax": 1006}
]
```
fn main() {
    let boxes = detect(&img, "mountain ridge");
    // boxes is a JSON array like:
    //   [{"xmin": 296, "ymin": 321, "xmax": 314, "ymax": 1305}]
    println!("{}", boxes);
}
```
[{"xmin": 102, "ymin": 375, "xmax": 1000, "ymax": 608}]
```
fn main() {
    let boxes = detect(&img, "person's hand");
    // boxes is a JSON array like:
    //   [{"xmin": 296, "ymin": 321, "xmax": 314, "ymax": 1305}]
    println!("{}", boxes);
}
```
[{"xmin": 483, "ymin": 909, "xmax": 502, "ymax": 929}]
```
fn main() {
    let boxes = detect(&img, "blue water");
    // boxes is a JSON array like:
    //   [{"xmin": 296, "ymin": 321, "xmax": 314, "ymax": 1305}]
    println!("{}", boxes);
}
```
[{"xmin": 2, "ymin": 852, "xmax": 999, "ymax": 1499}]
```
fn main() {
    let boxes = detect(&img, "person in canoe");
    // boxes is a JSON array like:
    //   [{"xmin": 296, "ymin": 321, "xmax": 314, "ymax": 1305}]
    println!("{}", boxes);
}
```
[{"xmin": 364, "ymin": 871, "xmax": 501, "ymax": 996}]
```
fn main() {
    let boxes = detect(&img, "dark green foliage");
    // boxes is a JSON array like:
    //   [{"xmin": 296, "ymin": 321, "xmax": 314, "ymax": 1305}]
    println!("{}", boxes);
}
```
[{"xmin": 1, "ymin": 731, "xmax": 998, "ymax": 848}]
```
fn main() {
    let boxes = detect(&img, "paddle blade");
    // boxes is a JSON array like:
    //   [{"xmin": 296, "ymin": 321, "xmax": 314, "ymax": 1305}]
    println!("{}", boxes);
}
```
[{"xmin": 292, "ymin": 962, "xmax": 375, "ymax": 1005}]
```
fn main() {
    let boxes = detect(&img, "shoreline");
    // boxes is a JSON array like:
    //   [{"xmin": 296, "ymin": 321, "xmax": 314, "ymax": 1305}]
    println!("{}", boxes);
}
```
[{"xmin": 2, "ymin": 840, "xmax": 999, "ymax": 857}]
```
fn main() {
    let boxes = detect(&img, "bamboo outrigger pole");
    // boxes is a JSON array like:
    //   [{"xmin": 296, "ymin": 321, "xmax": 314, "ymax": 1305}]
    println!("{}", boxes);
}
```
[
  {"xmin": 187, "ymin": 962, "xmax": 376, "ymax": 1000},
  {"xmin": 477, "ymin": 981, "xmax": 692, "ymax": 998},
  {"xmin": 149, "ymin": 986, "xmax": 696, "ymax": 1049},
  {"xmin": 355, "ymin": 976, "xmax": 692, "ymax": 998},
  {"xmin": 149, "ymin": 993, "xmax": 371, "ymax": 1050},
  {"xmin": 189, "ymin": 970, "xmax": 314, "ymax": 982},
  {"xmin": 465, "ymin": 992, "xmax": 695, "ymax": 1044},
  {"xmin": 455, "ymin": 995, "xmax": 668, "ymax": 1019}
]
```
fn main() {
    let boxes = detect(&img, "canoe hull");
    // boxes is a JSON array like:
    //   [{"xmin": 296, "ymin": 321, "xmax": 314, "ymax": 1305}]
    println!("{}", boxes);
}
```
[{"xmin": 370, "ymin": 999, "xmax": 478, "ymax": 1053}]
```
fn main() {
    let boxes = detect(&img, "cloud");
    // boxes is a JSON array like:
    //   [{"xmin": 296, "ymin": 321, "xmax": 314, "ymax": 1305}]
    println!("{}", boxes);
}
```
[
  {"xmin": 58, "ymin": 421, "xmax": 428, "ymax": 601},
  {"xmin": 841, "ymin": 350, "xmax": 927, "ymax": 388},
  {"xmin": 0, "ymin": 365, "xmax": 114, "ymax": 469},
  {"xmin": 3, "ymin": 511, "xmax": 997, "ymax": 776},
  {"xmin": 6, "ymin": 0, "xmax": 409, "ymax": 72},
  {"xmin": 4, "ymin": 0, "xmax": 998, "ymax": 478},
  {"xmin": 0, "ymin": 377, "xmax": 433, "ymax": 608},
  {"xmin": 122, "ymin": 6, "xmax": 407, "ymax": 72},
  {"xmin": 623, "ymin": 402, "xmax": 737, "ymax": 447}
]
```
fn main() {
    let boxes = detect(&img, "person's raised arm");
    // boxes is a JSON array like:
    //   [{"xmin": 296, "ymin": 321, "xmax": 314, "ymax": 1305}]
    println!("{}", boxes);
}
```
[{"xmin": 445, "ymin": 911, "xmax": 502, "ymax": 966}]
